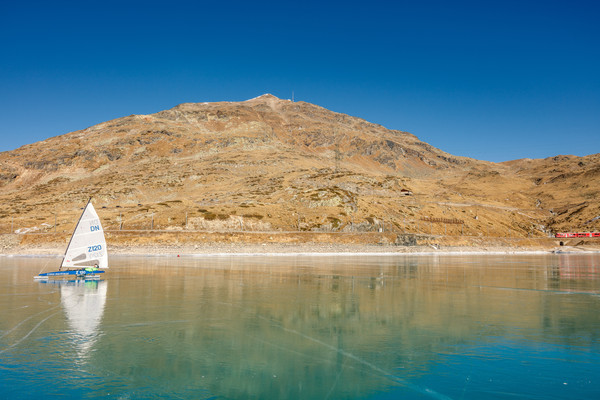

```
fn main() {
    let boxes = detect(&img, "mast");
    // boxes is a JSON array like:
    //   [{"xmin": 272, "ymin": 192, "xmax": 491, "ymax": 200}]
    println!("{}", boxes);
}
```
[{"xmin": 60, "ymin": 198, "xmax": 92, "ymax": 271}]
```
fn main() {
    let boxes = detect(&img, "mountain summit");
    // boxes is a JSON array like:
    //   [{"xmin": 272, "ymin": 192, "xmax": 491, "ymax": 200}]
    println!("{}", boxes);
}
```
[{"xmin": 1, "ymin": 95, "xmax": 598, "ymax": 236}]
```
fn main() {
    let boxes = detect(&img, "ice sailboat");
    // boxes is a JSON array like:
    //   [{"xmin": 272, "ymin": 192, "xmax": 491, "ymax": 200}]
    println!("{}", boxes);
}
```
[{"xmin": 35, "ymin": 199, "xmax": 108, "ymax": 279}]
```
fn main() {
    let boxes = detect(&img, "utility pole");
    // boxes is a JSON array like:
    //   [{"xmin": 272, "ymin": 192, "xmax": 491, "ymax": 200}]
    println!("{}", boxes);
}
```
[{"xmin": 334, "ymin": 129, "xmax": 343, "ymax": 172}]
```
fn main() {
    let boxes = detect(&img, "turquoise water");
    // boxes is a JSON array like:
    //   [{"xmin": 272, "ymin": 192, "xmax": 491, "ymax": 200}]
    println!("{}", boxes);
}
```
[{"xmin": 1, "ymin": 253, "xmax": 599, "ymax": 399}]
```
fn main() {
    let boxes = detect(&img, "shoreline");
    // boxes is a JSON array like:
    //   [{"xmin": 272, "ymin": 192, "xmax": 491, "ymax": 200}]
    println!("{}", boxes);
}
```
[
  {"xmin": 2, "ymin": 231, "xmax": 599, "ymax": 257},
  {"xmin": 1, "ymin": 243, "xmax": 598, "ymax": 258}
]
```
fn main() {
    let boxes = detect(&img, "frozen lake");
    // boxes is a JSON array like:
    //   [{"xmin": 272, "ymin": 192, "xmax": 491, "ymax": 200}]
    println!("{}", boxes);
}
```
[{"xmin": 1, "ymin": 253, "xmax": 600, "ymax": 399}]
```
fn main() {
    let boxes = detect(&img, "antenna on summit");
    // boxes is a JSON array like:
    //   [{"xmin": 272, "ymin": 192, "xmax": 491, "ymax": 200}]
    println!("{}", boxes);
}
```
[{"xmin": 292, "ymin": 91, "xmax": 294, "ymax": 102}]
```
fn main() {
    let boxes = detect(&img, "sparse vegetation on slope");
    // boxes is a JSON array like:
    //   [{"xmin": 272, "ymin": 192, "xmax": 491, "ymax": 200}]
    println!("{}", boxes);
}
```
[{"xmin": 0, "ymin": 94, "xmax": 598, "ymax": 241}]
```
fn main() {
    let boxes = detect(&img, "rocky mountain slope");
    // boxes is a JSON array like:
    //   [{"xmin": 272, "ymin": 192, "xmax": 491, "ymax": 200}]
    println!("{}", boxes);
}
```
[
  {"xmin": 501, "ymin": 154, "xmax": 600, "ymax": 233},
  {"xmin": 1, "ymin": 94, "xmax": 598, "ymax": 238}
]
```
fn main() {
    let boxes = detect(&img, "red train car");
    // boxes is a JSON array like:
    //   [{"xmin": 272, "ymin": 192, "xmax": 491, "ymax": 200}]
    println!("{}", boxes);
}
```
[{"xmin": 555, "ymin": 232, "xmax": 600, "ymax": 238}]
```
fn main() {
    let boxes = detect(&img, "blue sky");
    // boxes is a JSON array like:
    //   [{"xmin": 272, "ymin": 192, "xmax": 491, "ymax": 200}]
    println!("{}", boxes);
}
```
[{"xmin": 1, "ymin": 0, "xmax": 598, "ymax": 162}]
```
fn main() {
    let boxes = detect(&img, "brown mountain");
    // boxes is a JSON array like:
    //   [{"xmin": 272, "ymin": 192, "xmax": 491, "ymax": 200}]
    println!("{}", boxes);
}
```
[{"xmin": 1, "ymin": 94, "xmax": 598, "ymax": 239}]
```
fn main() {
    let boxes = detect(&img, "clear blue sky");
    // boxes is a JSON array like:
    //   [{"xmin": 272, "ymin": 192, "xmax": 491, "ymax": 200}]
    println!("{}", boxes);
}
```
[{"xmin": 1, "ymin": 0, "xmax": 598, "ymax": 162}]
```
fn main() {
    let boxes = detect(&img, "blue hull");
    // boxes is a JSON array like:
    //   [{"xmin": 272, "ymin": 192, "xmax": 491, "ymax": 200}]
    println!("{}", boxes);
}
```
[{"xmin": 36, "ymin": 270, "xmax": 105, "ymax": 278}]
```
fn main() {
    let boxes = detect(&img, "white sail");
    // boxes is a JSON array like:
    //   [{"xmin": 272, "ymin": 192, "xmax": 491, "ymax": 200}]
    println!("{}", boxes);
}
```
[{"xmin": 61, "ymin": 201, "xmax": 108, "ymax": 269}]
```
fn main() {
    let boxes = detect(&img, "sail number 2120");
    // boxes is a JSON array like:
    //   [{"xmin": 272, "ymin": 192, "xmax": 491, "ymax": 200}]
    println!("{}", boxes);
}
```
[{"xmin": 88, "ymin": 245, "xmax": 102, "ymax": 252}]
